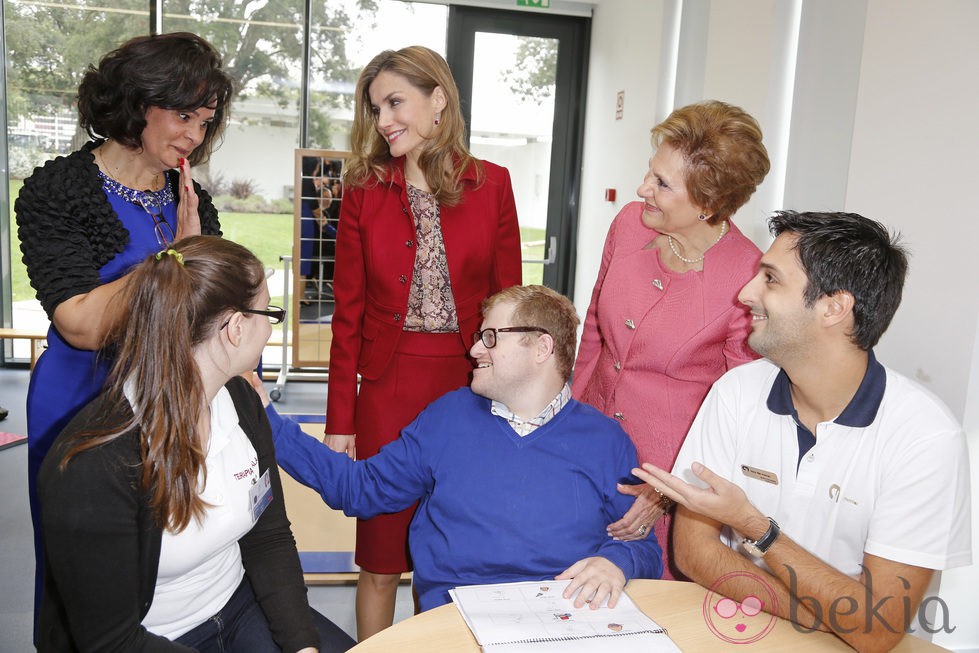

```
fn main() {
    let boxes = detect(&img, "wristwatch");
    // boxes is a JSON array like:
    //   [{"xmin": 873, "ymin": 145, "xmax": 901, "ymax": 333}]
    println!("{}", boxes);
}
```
[{"xmin": 741, "ymin": 517, "xmax": 780, "ymax": 558}]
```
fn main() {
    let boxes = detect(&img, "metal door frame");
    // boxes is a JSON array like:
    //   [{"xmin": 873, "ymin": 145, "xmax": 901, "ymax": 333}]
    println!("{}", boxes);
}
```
[{"xmin": 446, "ymin": 5, "xmax": 590, "ymax": 297}]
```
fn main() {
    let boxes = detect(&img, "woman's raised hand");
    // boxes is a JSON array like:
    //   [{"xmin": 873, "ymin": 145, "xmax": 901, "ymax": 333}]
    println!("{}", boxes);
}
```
[{"xmin": 175, "ymin": 157, "xmax": 201, "ymax": 239}]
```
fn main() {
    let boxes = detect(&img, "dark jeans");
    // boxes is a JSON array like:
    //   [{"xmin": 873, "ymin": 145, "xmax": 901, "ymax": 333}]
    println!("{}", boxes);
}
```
[{"xmin": 174, "ymin": 577, "xmax": 354, "ymax": 652}]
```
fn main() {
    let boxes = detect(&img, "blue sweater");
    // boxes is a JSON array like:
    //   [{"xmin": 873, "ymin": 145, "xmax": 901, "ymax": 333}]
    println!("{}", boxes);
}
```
[{"xmin": 268, "ymin": 388, "xmax": 663, "ymax": 610}]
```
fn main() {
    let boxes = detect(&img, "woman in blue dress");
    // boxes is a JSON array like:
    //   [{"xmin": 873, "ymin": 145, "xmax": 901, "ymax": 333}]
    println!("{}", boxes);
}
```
[{"xmin": 14, "ymin": 31, "xmax": 233, "ymax": 625}]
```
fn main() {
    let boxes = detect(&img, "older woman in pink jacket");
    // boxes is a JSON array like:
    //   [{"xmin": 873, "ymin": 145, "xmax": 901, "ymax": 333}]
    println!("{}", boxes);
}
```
[{"xmin": 573, "ymin": 101, "xmax": 770, "ymax": 578}]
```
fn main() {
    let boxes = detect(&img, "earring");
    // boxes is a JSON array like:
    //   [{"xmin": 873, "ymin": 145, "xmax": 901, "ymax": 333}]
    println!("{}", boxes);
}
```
[
  {"xmin": 698, "ymin": 213, "xmax": 708, "ymax": 221},
  {"xmin": 434, "ymin": 113, "xmax": 441, "ymax": 126}
]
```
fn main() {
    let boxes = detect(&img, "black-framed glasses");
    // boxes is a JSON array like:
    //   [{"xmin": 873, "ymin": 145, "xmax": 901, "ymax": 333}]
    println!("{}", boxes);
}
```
[
  {"xmin": 473, "ymin": 326, "xmax": 549, "ymax": 349},
  {"xmin": 221, "ymin": 306, "xmax": 287, "ymax": 329},
  {"xmin": 136, "ymin": 193, "xmax": 175, "ymax": 247}
]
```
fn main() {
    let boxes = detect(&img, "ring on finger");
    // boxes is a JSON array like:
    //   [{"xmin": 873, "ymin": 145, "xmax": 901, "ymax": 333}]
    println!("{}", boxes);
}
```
[{"xmin": 636, "ymin": 523, "xmax": 648, "ymax": 536}]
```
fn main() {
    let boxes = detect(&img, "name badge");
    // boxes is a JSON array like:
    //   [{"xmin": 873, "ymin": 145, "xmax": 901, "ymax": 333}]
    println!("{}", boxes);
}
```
[
  {"xmin": 249, "ymin": 468, "xmax": 273, "ymax": 523},
  {"xmin": 741, "ymin": 464, "xmax": 779, "ymax": 485}
]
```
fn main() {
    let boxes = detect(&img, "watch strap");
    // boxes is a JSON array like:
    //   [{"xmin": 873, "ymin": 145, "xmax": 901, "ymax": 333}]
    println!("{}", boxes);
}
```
[{"xmin": 743, "ymin": 517, "xmax": 780, "ymax": 557}]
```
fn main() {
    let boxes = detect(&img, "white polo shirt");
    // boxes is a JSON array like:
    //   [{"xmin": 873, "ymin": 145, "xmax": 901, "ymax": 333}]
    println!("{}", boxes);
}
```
[{"xmin": 672, "ymin": 354, "xmax": 972, "ymax": 577}]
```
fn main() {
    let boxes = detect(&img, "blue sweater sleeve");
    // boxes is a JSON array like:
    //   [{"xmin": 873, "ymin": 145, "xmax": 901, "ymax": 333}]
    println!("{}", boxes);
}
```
[
  {"xmin": 266, "ymin": 404, "xmax": 429, "ymax": 518},
  {"xmin": 592, "ymin": 438, "xmax": 664, "ymax": 581}
]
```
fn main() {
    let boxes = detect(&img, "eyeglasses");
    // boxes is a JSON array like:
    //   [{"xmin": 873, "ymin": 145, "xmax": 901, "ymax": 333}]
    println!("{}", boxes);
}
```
[
  {"xmin": 243, "ymin": 306, "xmax": 286, "ymax": 324},
  {"xmin": 221, "ymin": 306, "xmax": 287, "ymax": 329},
  {"xmin": 473, "ymin": 326, "xmax": 549, "ymax": 349},
  {"xmin": 136, "ymin": 193, "xmax": 175, "ymax": 247}
]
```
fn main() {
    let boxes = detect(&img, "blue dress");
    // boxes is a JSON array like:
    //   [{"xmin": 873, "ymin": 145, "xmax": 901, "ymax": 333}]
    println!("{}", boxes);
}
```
[
  {"xmin": 15, "ymin": 142, "xmax": 222, "ymax": 634},
  {"xmin": 25, "ymin": 181, "xmax": 178, "ymax": 469}
]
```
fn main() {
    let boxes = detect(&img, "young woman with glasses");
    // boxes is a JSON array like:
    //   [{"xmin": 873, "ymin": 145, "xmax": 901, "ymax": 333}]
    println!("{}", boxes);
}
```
[
  {"xmin": 14, "ymin": 33, "xmax": 232, "ymax": 625},
  {"xmin": 37, "ymin": 236, "xmax": 354, "ymax": 652}
]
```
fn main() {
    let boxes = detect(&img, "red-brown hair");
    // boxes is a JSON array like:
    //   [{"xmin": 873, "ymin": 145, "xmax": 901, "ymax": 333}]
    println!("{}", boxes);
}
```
[
  {"xmin": 652, "ymin": 100, "xmax": 770, "ymax": 223},
  {"xmin": 482, "ymin": 285, "xmax": 580, "ymax": 382}
]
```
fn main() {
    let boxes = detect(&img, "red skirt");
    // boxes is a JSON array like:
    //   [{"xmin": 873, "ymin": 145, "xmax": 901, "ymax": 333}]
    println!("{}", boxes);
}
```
[{"xmin": 353, "ymin": 330, "xmax": 472, "ymax": 574}]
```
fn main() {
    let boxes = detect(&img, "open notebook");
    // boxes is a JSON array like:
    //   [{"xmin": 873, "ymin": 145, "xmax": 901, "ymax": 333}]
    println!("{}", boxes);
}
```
[{"xmin": 449, "ymin": 580, "xmax": 682, "ymax": 652}]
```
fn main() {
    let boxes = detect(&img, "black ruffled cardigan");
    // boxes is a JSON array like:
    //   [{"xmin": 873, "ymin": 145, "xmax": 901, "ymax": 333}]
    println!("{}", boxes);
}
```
[{"xmin": 15, "ymin": 140, "xmax": 221, "ymax": 319}]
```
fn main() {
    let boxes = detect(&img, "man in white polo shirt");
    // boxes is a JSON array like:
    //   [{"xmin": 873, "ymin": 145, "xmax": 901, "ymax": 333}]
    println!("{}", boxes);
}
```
[{"xmin": 636, "ymin": 211, "xmax": 971, "ymax": 652}]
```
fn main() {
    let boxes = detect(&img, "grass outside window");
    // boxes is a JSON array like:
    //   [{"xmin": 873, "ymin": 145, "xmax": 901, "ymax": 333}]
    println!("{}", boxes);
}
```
[{"xmin": 8, "ymin": 178, "xmax": 546, "ymax": 347}]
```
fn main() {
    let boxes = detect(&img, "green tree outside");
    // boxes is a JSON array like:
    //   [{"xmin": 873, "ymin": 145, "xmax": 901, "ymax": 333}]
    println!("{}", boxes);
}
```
[{"xmin": 4, "ymin": 0, "xmax": 379, "ymax": 150}]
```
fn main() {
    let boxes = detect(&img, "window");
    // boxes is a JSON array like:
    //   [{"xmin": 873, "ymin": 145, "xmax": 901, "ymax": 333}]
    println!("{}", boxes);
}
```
[{"xmin": 2, "ymin": 0, "xmax": 449, "ymax": 366}]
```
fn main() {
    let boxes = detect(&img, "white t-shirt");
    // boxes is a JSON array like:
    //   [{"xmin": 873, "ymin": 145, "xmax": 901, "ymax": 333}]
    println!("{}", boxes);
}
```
[
  {"xmin": 141, "ymin": 386, "xmax": 260, "ymax": 639},
  {"xmin": 672, "ymin": 356, "xmax": 972, "ymax": 576}
]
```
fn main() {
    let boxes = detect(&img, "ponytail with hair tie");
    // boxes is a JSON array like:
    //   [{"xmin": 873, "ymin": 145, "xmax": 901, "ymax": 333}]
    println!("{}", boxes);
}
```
[
  {"xmin": 155, "ymin": 248, "xmax": 185, "ymax": 265},
  {"xmin": 64, "ymin": 235, "xmax": 267, "ymax": 532}
]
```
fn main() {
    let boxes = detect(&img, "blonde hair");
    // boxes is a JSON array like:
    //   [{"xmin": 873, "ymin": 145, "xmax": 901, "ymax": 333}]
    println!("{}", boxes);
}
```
[
  {"xmin": 651, "ymin": 100, "xmax": 770, "ymax": 223},
  {"xmin": 344, "ymin": 46, "xmax": 481, "ymax": 206},
  {"xmin": 482, "ymin": 285, "xmax": 580, "ymax": 382}
]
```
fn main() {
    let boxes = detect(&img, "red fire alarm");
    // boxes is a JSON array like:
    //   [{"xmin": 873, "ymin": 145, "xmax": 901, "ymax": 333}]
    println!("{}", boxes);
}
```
[{"xmin": 604, "ymin": 188, "xmax": 616, "ymax": 202}]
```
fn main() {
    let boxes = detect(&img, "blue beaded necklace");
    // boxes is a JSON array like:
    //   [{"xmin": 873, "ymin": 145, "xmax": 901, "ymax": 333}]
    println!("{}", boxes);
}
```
[{"xmin": 98, "ymin": 169, "xmax": 175, "ymax": 206}]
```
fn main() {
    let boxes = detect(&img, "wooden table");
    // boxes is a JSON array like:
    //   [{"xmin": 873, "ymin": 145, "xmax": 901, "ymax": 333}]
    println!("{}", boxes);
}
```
[
  {"xmin": 349, "ymin": 579, "xmax": 947, "ymax": 652},
  {"xmin": 0, "ymin": 327, "xmax": 47, "ymax": 370}
]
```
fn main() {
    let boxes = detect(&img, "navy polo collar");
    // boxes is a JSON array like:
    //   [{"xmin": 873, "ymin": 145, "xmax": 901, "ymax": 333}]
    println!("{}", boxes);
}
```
[{"xmin": 766, "ymin": 350, "xmax": 886, "ymax": 428}]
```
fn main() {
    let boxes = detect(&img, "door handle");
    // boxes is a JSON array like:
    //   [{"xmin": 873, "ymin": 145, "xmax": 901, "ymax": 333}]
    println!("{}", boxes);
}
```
[{"xmin": 521, "ymin": 236, "xmax": 557, "ymax": 265}]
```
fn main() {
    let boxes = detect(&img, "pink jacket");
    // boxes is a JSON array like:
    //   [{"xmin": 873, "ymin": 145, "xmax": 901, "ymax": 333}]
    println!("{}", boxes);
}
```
[{"xmin": 572, "ymin": 202, "xmax": 761, "ymax": 469}]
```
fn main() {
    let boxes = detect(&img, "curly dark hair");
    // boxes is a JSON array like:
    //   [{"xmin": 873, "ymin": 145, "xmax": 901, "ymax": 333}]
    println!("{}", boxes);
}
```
[{"xmin": 77, "ymin": 32, "xmax": 234, "ymax": 166}]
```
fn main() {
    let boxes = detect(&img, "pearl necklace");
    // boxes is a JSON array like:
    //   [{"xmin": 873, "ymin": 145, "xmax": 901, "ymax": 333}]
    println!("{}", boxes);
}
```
[{"xmin": 667, "ymin": 220, "xmax": 728, "ymax": 264}]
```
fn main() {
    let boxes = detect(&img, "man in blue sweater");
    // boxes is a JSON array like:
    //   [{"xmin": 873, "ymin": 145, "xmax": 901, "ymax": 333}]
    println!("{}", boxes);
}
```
[{"xmin": 266, "ymin": 285, "xmax": 662, "ymax": 613}]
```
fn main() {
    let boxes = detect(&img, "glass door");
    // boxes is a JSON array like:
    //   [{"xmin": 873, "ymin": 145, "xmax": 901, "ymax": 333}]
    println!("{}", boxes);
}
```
[{"xmin": 447, "ymin": 6, "xmax": 590, "ymax": 296}]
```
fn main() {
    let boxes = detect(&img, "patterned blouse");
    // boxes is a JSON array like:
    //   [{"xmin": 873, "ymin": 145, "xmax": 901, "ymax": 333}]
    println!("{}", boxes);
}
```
[{"xmin": 404, "ymin": 183, "xmax": 459, "ymax": 333}]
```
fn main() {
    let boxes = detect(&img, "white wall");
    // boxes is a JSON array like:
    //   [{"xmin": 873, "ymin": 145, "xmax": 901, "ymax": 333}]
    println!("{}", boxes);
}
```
[
  {"xmin": 574, "ymin": 0, "xmax": 665, "ymax": 308},
  {"xmin": 700, "ymin": 0, "xmax": 782, "ymax": 244},
  {"xmin": 846, "ymin": 2, "xmax": 979, "ymax": 647},
  {"xmin": 579, "ymin": 0, "xmax": 978, "ymax": 648},
  {"xmin": 847, "ymin": 0, "xmax": 979, "ymax": 421}
]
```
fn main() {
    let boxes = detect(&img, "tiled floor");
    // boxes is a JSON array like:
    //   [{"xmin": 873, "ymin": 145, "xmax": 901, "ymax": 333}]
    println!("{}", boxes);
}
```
[{"xmin": 0, "ymin": 367, "xmax": 413, "ymax": 651}]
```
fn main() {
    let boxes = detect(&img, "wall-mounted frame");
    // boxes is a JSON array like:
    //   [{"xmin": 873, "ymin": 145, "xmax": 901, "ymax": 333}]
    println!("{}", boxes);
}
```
[{"xmin": 292, "ymin": 148, "xmax": 347, "ymax": 368}]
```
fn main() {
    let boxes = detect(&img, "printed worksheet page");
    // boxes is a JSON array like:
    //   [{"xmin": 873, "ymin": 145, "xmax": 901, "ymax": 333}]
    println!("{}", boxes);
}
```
[{"xmin": 450, "ymin": 580, "xmax": 681, "ymax": 652}]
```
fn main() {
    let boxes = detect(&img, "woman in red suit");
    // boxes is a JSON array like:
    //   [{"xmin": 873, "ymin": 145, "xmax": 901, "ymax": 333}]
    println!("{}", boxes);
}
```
[{"xmin": 325, "ymin": 46, "xmax": 522, "ymax": 640}]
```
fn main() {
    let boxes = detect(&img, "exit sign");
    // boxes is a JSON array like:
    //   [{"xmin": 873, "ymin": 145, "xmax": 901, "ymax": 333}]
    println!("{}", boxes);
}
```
[{"xmin": 517, "ymin": 0, "xmax": 551, "ymax": 7}]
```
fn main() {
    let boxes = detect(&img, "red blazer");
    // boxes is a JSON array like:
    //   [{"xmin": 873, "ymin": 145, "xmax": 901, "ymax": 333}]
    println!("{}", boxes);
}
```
[{"xmin": 326, "ymin": 158, "xmax": 522, "ymax": 434}]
